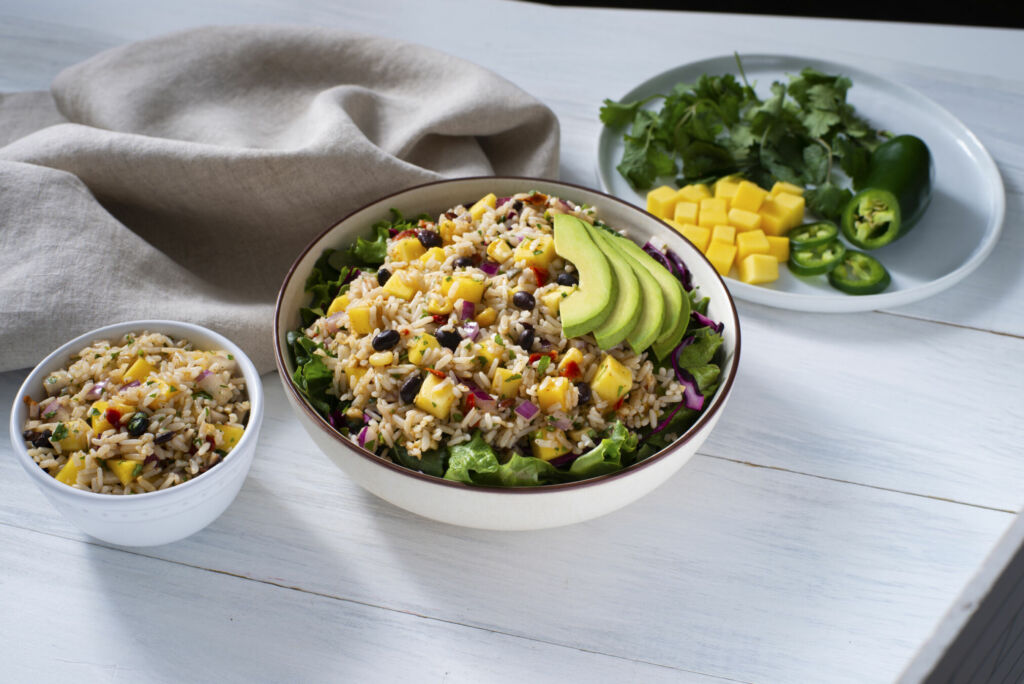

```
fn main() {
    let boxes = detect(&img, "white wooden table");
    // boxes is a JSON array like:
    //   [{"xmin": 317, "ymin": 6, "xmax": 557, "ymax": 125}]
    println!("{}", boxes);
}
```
[{"xmin": 2, "ymin": 2, "xmax": 1022, "ymax": 682}]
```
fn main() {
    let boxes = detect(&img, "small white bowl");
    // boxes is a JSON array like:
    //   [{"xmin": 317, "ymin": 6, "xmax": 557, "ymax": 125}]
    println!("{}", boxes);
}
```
[
  {"xmin": 275, "ymin": 177, "xmax": 740, "ymax": 530},
  {"xmin": 9, "ymin": 320, "xmax": 264, "ymax": 546}
]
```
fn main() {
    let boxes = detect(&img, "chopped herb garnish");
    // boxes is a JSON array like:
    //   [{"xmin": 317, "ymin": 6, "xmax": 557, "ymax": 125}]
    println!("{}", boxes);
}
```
[
  {"xmin": 194, "ymin": 390, "xmax": 213, "ymax": 400},
  {"xmin": 111, "ymin": 351, "xmax": 120, "ymax": 360},
  {"xmin": 507, "ymin": 373, "xmax": 522, "ymax": 381},
  {"xmin": 131, "ymin": 463, "xmax": 144, "ymax": 478},
  {"xmin": 51, "ymin": 422, "xmax": 68, "ymax": 442},
  {"xmin": 45, "ymin": 376, "xmax": 57, "ymax": 384},
  {"xmin": 493, "ymin": 334, "xmax": 505, "ymax": 346},
  {"xmin": 536, "ymin": 356, "xmax": 551, "ymax": 374},
  {"xmin": 227, "ymin": 354, "xmax": 234, "ymax": 360}
]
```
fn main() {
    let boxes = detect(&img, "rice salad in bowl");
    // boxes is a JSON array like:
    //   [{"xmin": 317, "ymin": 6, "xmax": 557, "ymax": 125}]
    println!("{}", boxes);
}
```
[
  {"xmin": 20, "ymin": 331, "xmax": 250, "ymax": 495},
  {"xmin": 285, "ymin": 187, "xmax": 728, "ymax": 488}
]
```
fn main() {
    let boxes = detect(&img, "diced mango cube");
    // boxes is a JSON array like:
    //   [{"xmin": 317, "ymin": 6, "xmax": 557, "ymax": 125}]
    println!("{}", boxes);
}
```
[
  {"xmin": 472, "ymin": 341, "xmax": 503, "ymax": 370},
  {"xmin": 110, "ymin": 459, "xmax": 141, "ymax": 486},
  {"xmin": 447, "ymin": 275, "xmax": 487, "ymax": 304},
  {"xmin": 56, "ymin": 452, "xmax": 87, "ymax": 485},
  {"xmin": 54, "ymin": 419, "xmax": 91, "ymax": 453},
  {"xmin": 766, "ymin": 236, "xmax": 790, "ymax": 262},
  {"xmin": 439, "ymin": 219, "xmax": 458, "ymax": 244},
  {"xmin": 492, "ymin": 367, "xmax": 523, "ymax": 400},
  {"xmin": 557, "ymin": 347, "xmax": 584, "ymax": 378},
  {"xmin": 211, "ymin": 424, "xmax": 246, "ymax": 452},
  {"xmin": 677, "ymin": 224, "xmax": 710, "ymax": 252},
  {"xmin": 419, "ymin": 247, "xmax": 445, "ymax": 265},
  {"xmin": 646, "ymin": 185, "xmax": 677, "ymax": 219},
  {"xmin": 713, "ymin": 178, "xmax": 739, "ymax": 203},
  {"xmin": 89, "ymin": 400, "xmax": 135, "ymax": 434},
  {"xmin": 389, "ymin": 237, "xmax": 426, "ymax": 263},
  {"xmin": 469, "ymin": 193, "xmax": 497, "ymax": 221},
  {"xmin": 591, "ymin": 354, "xmax": 633, "ymax": 405},
  {"xmin": 539, "ymin": 286, "xmax": 573, "ymax": 315},
  {"xmin": 474, "ymin": 306, "xmax": 497, "ymax": 327},
  {"xmin": 348, "ymin": 306, "xmax": 373, "ymax": 334},
  {"xmin": 124, "ymin": 358, "xmax": 157, "ymax": 383},
  {"xmin": 676, "ymin": 183, "xmax": 711, "ymax": 202},
  {"xmin": 711, "ymin": 224, "xmax": 736, "ymax": 245},
  {"xmin": 705, "ymin": 241, "xmax": 737, "ymax": 276},
  {"xmin": 736, "ymin": 229, "xmax": 771, "ymax": 262},
  {"xmin": 343, "ymin": 364, "xmax": 367, "ymax": 389},
  {"xmin": 148, "ymin": 380, "xmax": 181, "ymax": 406},
  {"xmin": 759, "ymin": 194, "xmax": 805, "ymax": 235},
  {"xmin": 425, "ymin": 292, "xmax": 453, "ymax": 315},
  {"xmin": 514, "ymin": 234, "xmax": 556, "ymax": 268},
  {"xmin": 530, "ymin": 427, "xmax": 571, "ymax": 461},
  {"xmin": 738, "ymin": 253, "xmax": 780, "ymax": 284},
  {"xmin": 770, "ymin": 181, "xmax": 804, "ymax": 197},
  {"xmin": 326, "ymin": 294, "xmax": 350, "ymax": 316},
  {"xmin": 538, "ymin": 377, "xmax": 572, "ymax": 412},
  {"xmin": 731, "ymin": 180, "xmax": 768, "ymax": 213},
  {"xmin": 382, "ymin": 270, "xmax": 421, "ymax": 301},
  {"xmin": 673, "ymin": 201, "xmax": 699, "ymax": 225},
  {"xmin": 728, "ymin": 207, "xmax": 763, "ymax": 232},
  {"xmin": 486, "ymin": 239, "xmax": 513, "ymax": 263},
  {"xmin": 407, "ymin": 334, "xmax": 440, "ymax": 366},
  {"xmin": 698, "ymin": 198, "xmax": 729, "ymax": 228},
  {"xmin": 414, "ymin": 372, "xmax": 456, "ymax": 419}
]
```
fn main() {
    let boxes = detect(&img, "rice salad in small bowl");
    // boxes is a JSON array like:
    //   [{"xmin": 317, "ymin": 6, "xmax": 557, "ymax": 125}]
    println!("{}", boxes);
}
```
[
  {"xmin": 284, "ymin": 186, "xmax": 730, "ymax": 490},
  {"xmin": 20, "ymin": 331, "xmax": 250, "ymax": 495}
]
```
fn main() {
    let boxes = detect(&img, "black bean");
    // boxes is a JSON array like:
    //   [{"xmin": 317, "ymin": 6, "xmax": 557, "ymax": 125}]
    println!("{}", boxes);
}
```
[
  {"xmin": 436, "ymin": 328, "xmax": 462, "ymax": 351},
  {"xmin": 372, "ymin": 329, "xmax": 401, "ymax": 351},
  {"xmin": 126, "ymin": 412, "xmax": 149, "ymax": 438},
  {"xmin": 512, "ymin": 290, "xmax": 535, "ymax": 310},
  {"xmin": 377, "ymin": 269, "xmax": 392, "ymax": 286},
  {"xmin": 154, "ymin": 431, "xmax": 176, "ymax": 444},
  {"xmin": 575, "ymin": 382, "xmax": 592, "ymax": 404},
  {"xmin": 517, "ymin": 326, "xmax": 535, "ymax": 352},
  {"xmin": 556, "ymin": 272, "xmax": 579, "ymax": 286},
  {"xmin": 512, "ymin": 200, "xmax": 524, "ymax": 213},
  {"xmin": 417, "ymin": 229, "xmax": 442, "ymax": 249},
  {"xmin": 399, "ymin": 373, "xmax": 424, "ymax": 404},
  {"xmin": 453, "ymin": 256, "xmax": 474, "ymax": 269},
  {"xmin": 24, "ymin": 429, "xmax": 53, "ymax": 449},
  {"xmin": 21, "ymin": 430, "xmax": 35, "ymax": 441}
]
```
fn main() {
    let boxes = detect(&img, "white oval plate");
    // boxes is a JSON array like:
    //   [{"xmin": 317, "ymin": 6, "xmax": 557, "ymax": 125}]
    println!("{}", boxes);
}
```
[{"xmin": 596, "ymin": 54, "xmax": 1006, "ymax": 313}]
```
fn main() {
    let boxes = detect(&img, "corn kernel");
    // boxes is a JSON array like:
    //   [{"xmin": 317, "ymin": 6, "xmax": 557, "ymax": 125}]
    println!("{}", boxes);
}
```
[
  {"xmin": 369, "ymin": 351, "xmax": 394, "ymax": 367},
  {"xmin": 705, "ymin": 241, "xmax": 737, "ymax": 276},
  {"xmin": 711, "ymin": 224, "xmax": 736, "ymax": 245},
  {"xmin": 646, "ymin": 185, "xmax": 677, "ymax": 218},
  {"xmin": 344, "ymin": 365, "xmax": 367, "ymax": 389},
  {"xmin": 731, "ymin": 180, "xmax": 768, "ymax": 213},
  {"xmin": 474, "ymin": 306, "xmax": 497, "ymax": 327},
  {"xmin": 736, "ymin": 229, "xmax": 771, "ymax": 262},
  {"xmin": 738, "ymin": 253, "xmax": 780, "ymax": 284},
  {"xmin": 766, "ymin": 235, "xmax": 790, "ymax": 262}
]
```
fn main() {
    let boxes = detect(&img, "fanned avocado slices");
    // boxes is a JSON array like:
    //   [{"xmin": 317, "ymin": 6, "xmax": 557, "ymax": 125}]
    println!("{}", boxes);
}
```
[
  {"xmin": 589, "ymin": 226, "xmax": 660, "ymax": 352},
  {"xmin": 552, "ymin": 214, "xmax": 616, "ymax": 338}
]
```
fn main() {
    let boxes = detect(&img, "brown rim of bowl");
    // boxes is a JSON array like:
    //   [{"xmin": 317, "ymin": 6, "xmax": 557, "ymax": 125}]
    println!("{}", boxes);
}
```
[{"xmin": 274, "ymin": 176, "xmax": 741, "ymax": 494}]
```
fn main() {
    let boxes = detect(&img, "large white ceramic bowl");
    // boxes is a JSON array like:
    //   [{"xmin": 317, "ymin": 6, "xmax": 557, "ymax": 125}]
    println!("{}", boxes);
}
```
[
  {"xmin": 275, "ymin": 177, "xmax": 740, "ymax": 530},
  {"xmin": 9, "ymin": 320, "xmax": 264, "ymax": 546}
]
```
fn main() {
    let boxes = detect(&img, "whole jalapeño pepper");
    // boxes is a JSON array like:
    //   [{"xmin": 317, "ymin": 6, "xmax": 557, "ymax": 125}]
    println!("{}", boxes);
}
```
[{"xmin": 841, "ymin": 135, "xmax": 932, "ymax": 250}]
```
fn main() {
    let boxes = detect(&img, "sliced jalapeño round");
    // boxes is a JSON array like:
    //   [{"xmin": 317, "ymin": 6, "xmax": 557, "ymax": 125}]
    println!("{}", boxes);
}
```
[
  {"xmin": 788, "ymin": 239, "xmax": 847, "ymax": 276},
  {"xmin": 787, "ymin": 220, "xmax": 839, "ymax": 249},
  {"xmin": 828, "ymin": 250, "xmax": 891, "ymax": 295}
]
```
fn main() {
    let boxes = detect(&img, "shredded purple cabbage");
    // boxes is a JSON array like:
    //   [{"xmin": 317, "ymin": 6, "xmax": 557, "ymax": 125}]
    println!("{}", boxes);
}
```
[
  {"xmin": 328, "ymin": 409, "xmax": 346, "ymax": 430},
  {"xmin": 691, "ymin": 310, "xmax": 724, "ymax": 334},
  {"xmin": 342, "ymin": 268, "xmax": 361, "ymax": 285},
  {"xmin": 671, "ymin": 342, "xmax": 705, "ymax": 411},
  {"xmin": 642, "ymin": 242, "xmax": 674, "ymax": 273},
  {"xmin": 549, "ymin": 452, "xmax": 579, "ymax": 468},
  {"xmin": 665, "ymin": 248, "xmax": 693, "ymax": 291}
]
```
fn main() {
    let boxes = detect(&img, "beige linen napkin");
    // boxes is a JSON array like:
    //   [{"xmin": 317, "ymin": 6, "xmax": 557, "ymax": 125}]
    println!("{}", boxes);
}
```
[{"xmin": 0, "ymin": 25, "xmax": 559, "ymax": 372}]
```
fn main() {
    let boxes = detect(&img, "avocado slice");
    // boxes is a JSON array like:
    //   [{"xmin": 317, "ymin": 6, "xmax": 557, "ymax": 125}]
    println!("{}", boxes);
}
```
[
  {"xmin": 650, "ymin": 283, "xmax": 692, "ymax": 360},
  {"xmin": 553, "ymin": 214, "xmax": 616, "ymax": 338},
  {"xmin": 602, "ymin": 232, "xmax": 683, "ymax": 342},
  {"xmin": 584, "ymin": 223, "xmax": 641, "ymax": 349},
  {"xmin": 589, "ymin": 226, "xmax": 657, "ymax": 351}
]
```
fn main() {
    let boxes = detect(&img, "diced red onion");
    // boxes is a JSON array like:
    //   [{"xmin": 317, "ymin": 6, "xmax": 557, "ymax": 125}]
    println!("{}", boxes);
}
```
[
  {"xmin": 470, "ymin": 387, "xmax": 496, "ymax": 412},
  {"xmin": 479, "ymin": 261, "xmax": 499, "ymax": 276},
  {"xmin": 357, "ymin": 426, "xmax": 369, "ymax": 447},
  {"xmin": 328, "ymin": 409, "xmax": 346, "ymax": 430},
  {"xmin": 342, "ymin": 268, "xmax": 361, "ymax": 285},
  {"xmin": 549, "ymin": 452, "xmax": 579, "ymax": 468},
  {"xmin": 83, "ymin": 380, "xmax": 108, "ymax": 400},
  {"xmin": 497, "ymin": 196, "xmax": 512, "ymax": 207},
  {"xmin": 323, "ymin": 311, "xmax": 346, "ymax": 335},
  {"xmin": 458, "ymin": 321, "xmax": 480, "ymax": 341},
  {"xmin": 553, "ymin": 417, "xmax": 572, "ymax": 430},
  {"xmin": 120, "ymin": 380, "xmax": 141, "ymax": 391},
  {"xmin": 459, "ymin": 300, "xmax": 476, "ymax": 320},
  {"xmin": 690, "ymin": 311, "xmax": 724, "ymax": 334},
  {"xmin": 515, "ymin": 400, "xmax": 539, "ymax": 420},
  {"xmin": 363, "ymin": 409, "xmax": 381, "ymax": 423},
  {"xmin": 555, "ymin": 199, "xmax": 573, "ymax": 213}
]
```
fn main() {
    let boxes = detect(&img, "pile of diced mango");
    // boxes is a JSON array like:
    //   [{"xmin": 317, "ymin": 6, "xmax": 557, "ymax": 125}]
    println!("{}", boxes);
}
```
[{"xmin": 646, "ymin": 177, "xmax": 806, "ymax": 284}]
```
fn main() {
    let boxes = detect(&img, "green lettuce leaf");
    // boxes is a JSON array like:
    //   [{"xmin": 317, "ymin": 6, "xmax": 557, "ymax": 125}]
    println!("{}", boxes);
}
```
[{"xmin": 569, "ymin": 421, "xmax": 638, "ymax": 478}]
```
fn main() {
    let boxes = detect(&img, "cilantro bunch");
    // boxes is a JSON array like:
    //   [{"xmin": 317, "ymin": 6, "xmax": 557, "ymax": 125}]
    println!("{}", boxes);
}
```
[{"xmin": 600, "ymin": 55, "xmax": 884, "ymax": 220}]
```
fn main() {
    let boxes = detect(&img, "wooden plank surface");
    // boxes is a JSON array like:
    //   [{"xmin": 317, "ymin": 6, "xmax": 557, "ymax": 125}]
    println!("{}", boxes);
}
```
[{"xmin": 2, "ymin": 1, "xmax": 1023, "ymax": 682}]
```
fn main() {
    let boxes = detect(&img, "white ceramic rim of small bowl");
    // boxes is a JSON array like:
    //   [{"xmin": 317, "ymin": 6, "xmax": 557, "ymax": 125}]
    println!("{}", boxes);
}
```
[
  {"xmin": 274, "ymin": 175, "xmax": 741, "ymax": 494},
  {"xmin": 595, "ymin": 53, "xmax": 1007, "ymax": 313},
  {"xmin": 9, "ymin": 319, "xmax": 264, "ymax": 502}
]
